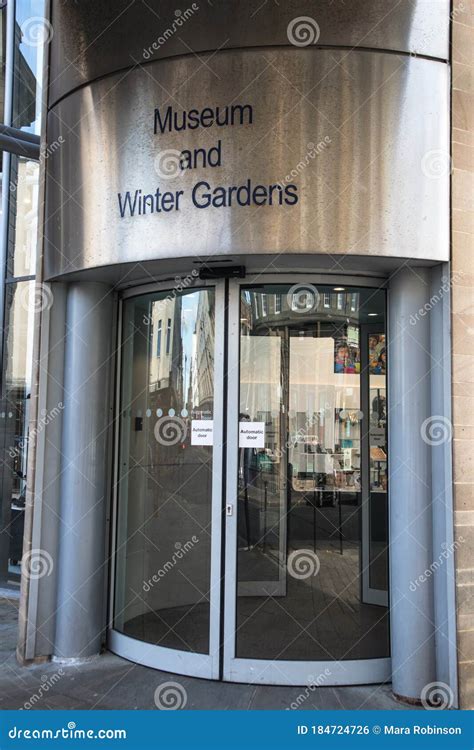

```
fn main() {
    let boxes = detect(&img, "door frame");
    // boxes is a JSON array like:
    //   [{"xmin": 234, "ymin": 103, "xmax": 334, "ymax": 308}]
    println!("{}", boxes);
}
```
[
  {"xmin": 108, "ymin": 277, "xmax": 225, "ymax": 679},
  {"xmin": 360, "ymin": 323, "xmax": 389, "ymax": 607},
  {"xmin": 223, "ymin": 275, "xmax": 391, "ymax": 685}
]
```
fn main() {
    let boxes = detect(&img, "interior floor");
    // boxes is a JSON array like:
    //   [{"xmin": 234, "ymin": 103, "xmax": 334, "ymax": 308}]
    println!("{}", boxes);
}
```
[{"xmin": 123, "ymin": 544, "xmax": 389, "ymax": 663}]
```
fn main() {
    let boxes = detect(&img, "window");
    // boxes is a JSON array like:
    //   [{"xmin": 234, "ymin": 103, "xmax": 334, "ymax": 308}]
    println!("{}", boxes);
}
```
[
  {"xmin": 261, "ymin": 294, "xmax": 268, "ymax": 316},
  {"xmin": 323, "ymin": 292, "xmax": 331, "ymax": 308},
  {"xmin": 156, "ymin": 320, "xmax": 162, "ymax": 357},
  {"xmin": 275, "ymin": 294, "xmax": 282, "ymax": 314},
  {"xmin": 166, "ymin": 318, "xmax": 171, "ymax": 354},
  {"xmin": 337, "ymin": 293, "xmax": 344, "ymax": 310}
]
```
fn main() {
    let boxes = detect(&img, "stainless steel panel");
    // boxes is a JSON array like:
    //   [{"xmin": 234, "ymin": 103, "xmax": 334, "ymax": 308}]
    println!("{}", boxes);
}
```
[
  {"xmin": 44, "ymin": 49, "xmax": 449, "ymax": 279},
  {"xmin": 48, "ymin": 0, "xmax": 450, "ymax": 105}
]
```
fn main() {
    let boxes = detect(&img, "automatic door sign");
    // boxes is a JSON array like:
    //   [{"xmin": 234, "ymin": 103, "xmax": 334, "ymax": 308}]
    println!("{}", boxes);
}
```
[
  {"xmin": 239, "ymin": 422, "xmax": 265, "ymax": 448},
  {"xmin": 191, "ymin": 420, "xmax": 214, "ymax": 446}
]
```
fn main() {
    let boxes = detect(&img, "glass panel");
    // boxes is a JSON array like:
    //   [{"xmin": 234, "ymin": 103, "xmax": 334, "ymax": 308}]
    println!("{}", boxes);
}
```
[
  {"xmin": 368, "ymin": 333, "xmax": 388, "ymax": 591},
  {"xmin": 13, "ymin": 0, "xmax": 46, "ymax": 134},
  {"xmin": 0, "ymin": 6, "xmax": 6, "ymax": 147},
  {"xmin": 0, "ymin": 281, "xmax": 35, "ymax": 586},
  {"xmin": 7, "ymin": 157, "xmax": 40, "ymax": 278},
  {"xmin": 235, "ymin": 285, "xmax": 389, "ymax": 661},
  {"xmin": 114, "ymin": 288, "xmax": 215, "ymax": 654}
]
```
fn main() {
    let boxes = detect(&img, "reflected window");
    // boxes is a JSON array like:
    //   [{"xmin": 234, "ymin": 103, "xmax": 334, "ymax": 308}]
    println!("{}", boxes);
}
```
[
  {"xmin": 13, "ymin": 0, "xmax": 47, "ymax": 134},
  {"xmin": 7, "ymin": 157, "xmax": 39, "ymax": 277},
  {"xmin": 0, "ymin": 281, "xmax": 36, "ymax": 586}
]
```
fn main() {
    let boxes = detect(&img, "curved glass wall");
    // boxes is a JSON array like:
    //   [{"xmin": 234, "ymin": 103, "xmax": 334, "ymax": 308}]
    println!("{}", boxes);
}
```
[
  {"xmin": 113, "ymin": 280, "xmax": 389, "ymax": 682},
  {"xmin": 114, "ymin": 287, "xmax": 215, "ymax": 654}
]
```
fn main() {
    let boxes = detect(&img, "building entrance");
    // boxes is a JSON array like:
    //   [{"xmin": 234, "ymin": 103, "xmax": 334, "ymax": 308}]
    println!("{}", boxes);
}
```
[{"xmin": 110, "ymin": 276, "xmax": 390, "ymax": 685}]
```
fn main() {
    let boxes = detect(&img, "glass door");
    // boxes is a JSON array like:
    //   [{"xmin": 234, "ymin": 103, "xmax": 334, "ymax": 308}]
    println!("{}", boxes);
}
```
[
  {"xmin": 110, "ymin": 281, "xmax": 224, "ymax": 679},
  {"xmin": 223, "ymin": 280, "xmax": 390, "ymax": 685}
]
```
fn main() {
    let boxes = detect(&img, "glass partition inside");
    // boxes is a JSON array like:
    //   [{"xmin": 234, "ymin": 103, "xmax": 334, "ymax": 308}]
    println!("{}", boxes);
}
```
[{"xmin": 235, "ymin": 285, "xmax": 389, "ymax": 662}]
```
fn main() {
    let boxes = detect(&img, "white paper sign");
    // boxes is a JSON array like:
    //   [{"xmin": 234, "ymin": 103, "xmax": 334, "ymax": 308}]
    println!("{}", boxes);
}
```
[
  {"xmin": 191, "ymin": 420, "xmax": 213, "ymax": 445},
  {"xmin": 239, "ymin": 422, "xmax": 265, "ymax": 448}
]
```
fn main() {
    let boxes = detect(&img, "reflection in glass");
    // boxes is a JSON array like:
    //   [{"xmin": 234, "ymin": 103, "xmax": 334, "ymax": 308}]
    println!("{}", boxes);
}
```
[
  {"xmin": 236, "ymin": 286, "xmax": 389, "ymax": 661},
  {"xmin": 368, "ymin": 334, "xmax": 388, "ymax": 591},
  {"xmin": 114, "ymin": 289, "xmax": 215, "ymax": 654},
  {"xmin": 13, "ymin": 0, "xmax": 46, "ymax": 134},
  {"xmin": 0, "ymin": 281, "xmax": 36, "ymax": 585},
  {"xmin": 7, "ymin": 157, "xmax": 39, "ymax": 277}
]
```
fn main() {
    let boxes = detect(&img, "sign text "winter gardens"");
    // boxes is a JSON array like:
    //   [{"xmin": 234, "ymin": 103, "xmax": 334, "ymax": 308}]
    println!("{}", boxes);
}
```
[{"xmin": 117, "ymin": 103, "xmax": 299, "ymax": 217}]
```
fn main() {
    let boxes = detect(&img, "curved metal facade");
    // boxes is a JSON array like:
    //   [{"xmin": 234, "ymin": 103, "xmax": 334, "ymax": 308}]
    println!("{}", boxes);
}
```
[
  {"xmin": 44, "ymin": 48, "xmax": 449, "ymax": 278},
  {"xmin": 48, "ymin": 0, "xmax": 449, "ymax": 106}
]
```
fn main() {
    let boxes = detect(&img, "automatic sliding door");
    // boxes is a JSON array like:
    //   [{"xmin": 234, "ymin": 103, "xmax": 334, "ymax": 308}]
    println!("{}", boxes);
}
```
[{"xmin": 224, "ymin": 281, "xmax": 390, "ymax": 685}]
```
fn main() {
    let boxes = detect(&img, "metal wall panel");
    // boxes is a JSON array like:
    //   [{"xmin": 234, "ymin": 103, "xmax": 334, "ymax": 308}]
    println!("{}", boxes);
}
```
[
  {"xmin": 48, "ymin": 0, "xmax": 450, "ymax": 105},
  {"xmin": 44, "ymin": 49, "xmax": 449, "ymax": 278}
]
